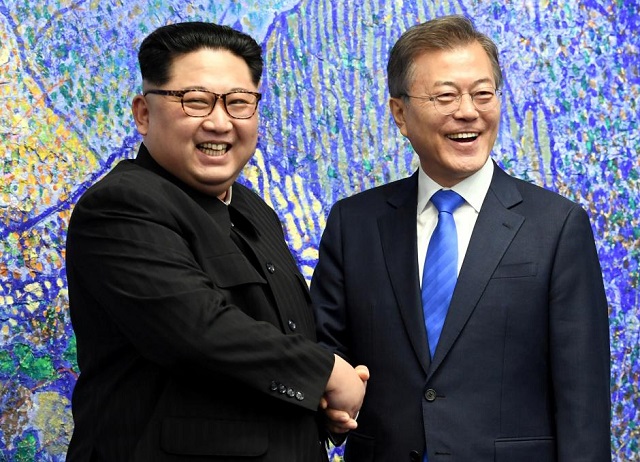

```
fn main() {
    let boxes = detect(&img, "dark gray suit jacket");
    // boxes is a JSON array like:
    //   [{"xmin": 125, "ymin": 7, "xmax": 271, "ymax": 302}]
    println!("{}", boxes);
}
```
[
  {"xmin": 311, "ymin": 164, "xmax": 611, "ymax": 461},
  {"xmin": 66, "ymin": 145, "xmax": 334, "ymax": 461}
]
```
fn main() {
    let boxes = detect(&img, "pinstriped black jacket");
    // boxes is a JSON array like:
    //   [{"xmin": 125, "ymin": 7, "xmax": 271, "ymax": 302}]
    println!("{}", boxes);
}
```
[{"xmin": 66, "ymin": 144, "xmax": 333, "ymax": 461}]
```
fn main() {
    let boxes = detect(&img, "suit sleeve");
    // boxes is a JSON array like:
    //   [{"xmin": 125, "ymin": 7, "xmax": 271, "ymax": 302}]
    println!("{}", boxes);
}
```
[
  {"xmin": 311, "ymin": 202, "xmax": 351, "ymax": 361},
  {"xmin": 309, "ymin": 202, "xmax": 353, "ymax": 446},
  {"xmin": 549, "ymin": 204, "xmax": 611, "ymax": 461},
  {"xmin": 66, "ymin": 174, "xmax": 334, "ymax": 411}
]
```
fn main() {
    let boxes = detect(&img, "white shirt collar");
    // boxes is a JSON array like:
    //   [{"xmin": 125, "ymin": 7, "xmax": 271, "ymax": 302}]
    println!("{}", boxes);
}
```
[
  {"xmin": 222, "ymin": 186, "xmax": 233, "ymax": 206},
  {"xmin": 417, "ymin": 156, "xmax": 494, "ymax": 215}
]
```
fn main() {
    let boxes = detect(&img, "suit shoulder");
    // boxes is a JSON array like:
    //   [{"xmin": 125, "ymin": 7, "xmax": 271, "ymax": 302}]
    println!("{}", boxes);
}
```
[
  {"xmin": 232, "ymin": 181, "xmax": 283, "ymax": 225},
  {"xmin": 234, "ymin": 181, "xmax": 269, "ymax": 206},
  {"xmin": 512, "ymin": 176, "xmax": 581, "ymax": 209},
  {"xmin": 334, "ymin": 176, "xmax": 414, "ymax": 210},
  {"xmin": 498, "ymin": 173, "xmax": 591, "ymax": 226},
  {"xmin": 71, "ymin": 159, "xmax": 192, "ymax": 223},
  {"xmin": 79, "ymin": 159, "xmax": 160, "ymax": 198},
  {"xmin": 233, "ymin": 182, "xmax": 278, "ymax": 215}
]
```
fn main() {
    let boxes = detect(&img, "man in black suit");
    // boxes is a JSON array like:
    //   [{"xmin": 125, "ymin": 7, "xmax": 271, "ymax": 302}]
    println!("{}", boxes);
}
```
[
  {"xmin": 65, "ymin": 22, "xmax": 367, "ymax": 461},
  {"xmin": 311, "ymin": 15, "xmax": 611, "ymax": 461}
]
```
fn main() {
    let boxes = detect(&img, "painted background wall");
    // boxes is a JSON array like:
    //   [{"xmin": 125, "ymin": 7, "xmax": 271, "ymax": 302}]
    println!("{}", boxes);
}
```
[{"xmin": 0, "ymin": 0, "xmax": 638, "ymax": 460}]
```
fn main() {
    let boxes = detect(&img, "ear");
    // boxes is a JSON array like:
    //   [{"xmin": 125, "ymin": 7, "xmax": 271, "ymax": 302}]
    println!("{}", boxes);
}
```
[
  {"xmin": 389, "ymin": 97, "xmax": 408, "ymax": 137},
  {"xmin": 131, "ymin": 94, "xmax": 149, "ymax": 136}
]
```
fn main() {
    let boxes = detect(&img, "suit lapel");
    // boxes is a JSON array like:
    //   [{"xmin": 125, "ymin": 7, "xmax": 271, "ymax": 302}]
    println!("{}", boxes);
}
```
[
  {"xmin": 428, "ymin": 165, "xmax": 525, "ymax": 375},
  {"xmin": 378, "ymin": 172, "xmax": 431, "ymax": 374}
]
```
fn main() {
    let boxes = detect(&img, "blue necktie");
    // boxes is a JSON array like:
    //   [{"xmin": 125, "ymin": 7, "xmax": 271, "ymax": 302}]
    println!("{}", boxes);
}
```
[{"xmin": 422, "ymin": 190, "xmax": 465, "ymax": 359}]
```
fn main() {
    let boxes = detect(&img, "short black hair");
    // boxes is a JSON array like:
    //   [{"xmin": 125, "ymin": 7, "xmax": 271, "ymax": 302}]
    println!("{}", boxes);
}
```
[{"xmin": 138, "ymin": 22, "xmax": 263, "ymax": 86}]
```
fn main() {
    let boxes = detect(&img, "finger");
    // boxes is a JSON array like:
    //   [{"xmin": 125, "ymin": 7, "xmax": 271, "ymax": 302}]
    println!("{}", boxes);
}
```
[
  {"xmin": 325, "ymin": 408, "xmax": 351, "ymax": 423},
  {"xmin": 354, "ymin": 365, "xmax": 370, "ymax": 381},
  {"xmin": 326, "ymin": 419, "xmax": 358, "ymax": 433}
]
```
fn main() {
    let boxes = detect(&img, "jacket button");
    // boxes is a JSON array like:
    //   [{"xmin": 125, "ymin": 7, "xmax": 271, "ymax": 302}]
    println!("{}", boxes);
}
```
[
  {"xmin": 409, "ymin": 450, "xmax": 421, "ymax": 461},
  {"xmin": 424, "ymin": 388, "xmax": 437, "ymax": 402},
  {"xmin": 288, "ymin": 319, "xmax": 297, "ymax": 331},
  {"xmin": 266, "ymin": 262, "xmax": 276, "ymax": 273},
  {"xmin": 295, "ymin": 391, "xmax": 305, "ymax": 401},
  {"xmin": 278, "ymin": 384, "xmax": 287, "ymax": 394}
]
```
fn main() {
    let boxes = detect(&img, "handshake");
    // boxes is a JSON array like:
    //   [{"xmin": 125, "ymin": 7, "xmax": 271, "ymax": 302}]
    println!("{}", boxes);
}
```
[{"xmin": 321, "ymin": 355, "xmax": 370, "ymax": 433}]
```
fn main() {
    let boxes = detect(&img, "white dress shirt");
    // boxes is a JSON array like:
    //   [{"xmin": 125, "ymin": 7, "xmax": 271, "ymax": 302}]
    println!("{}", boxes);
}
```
[{"xmin": 417, "ymin": 158, "xmax": 494, "ymax": 286}]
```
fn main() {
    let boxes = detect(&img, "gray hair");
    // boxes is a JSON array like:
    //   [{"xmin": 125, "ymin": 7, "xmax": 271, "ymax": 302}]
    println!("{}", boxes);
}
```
[{"xmin": 387, "ymin": 15, "xmax": 503, "ymax": 97}]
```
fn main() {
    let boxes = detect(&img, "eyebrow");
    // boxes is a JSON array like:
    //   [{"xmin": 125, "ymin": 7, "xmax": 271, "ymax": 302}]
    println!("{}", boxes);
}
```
[
  {"xmin": 178, "ymin": 86, "xmax": 256, "ymax": 93},
  {"xmin": 432, "ymin": 78, "xmax": 494, "ymax": 88}
]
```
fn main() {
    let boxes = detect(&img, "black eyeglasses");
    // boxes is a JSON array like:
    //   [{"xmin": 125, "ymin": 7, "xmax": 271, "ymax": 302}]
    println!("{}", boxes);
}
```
[
  {"xmin": 143, "ymin": 89, "xmax": 262, "ymax": 119},
  {"xmin": 402, "ymin": 88, "xmax": 502, "ymax": 115}
]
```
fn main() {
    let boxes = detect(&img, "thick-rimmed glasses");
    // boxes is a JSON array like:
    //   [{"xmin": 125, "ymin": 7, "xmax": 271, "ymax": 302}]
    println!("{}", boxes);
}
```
[
  {"xmin": 402, "ymin": 88, "xmax": 502, "ymax": 115},
  {"xmin": 143, "ymin": 89, "xmax": 262, "ymax": 119}
]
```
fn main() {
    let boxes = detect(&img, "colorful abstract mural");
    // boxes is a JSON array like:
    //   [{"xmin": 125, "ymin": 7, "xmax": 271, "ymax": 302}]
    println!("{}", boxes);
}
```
[{"xmin": 0, "ymin": 0, "xmax": 638, "ymax": 461}]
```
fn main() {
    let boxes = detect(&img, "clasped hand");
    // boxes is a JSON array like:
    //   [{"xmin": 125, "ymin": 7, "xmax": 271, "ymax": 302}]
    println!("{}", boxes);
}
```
[{"xmin": 321, "ymin": 354, "xmax": 370, "ymax": 433}]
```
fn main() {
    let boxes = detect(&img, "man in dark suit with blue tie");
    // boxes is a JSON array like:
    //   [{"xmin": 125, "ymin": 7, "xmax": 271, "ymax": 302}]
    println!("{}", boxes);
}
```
[
  {"xmin": 65, "ymin": 22, "xmax": 367, "ymax": 461},
  {"xmin": 311, "ymin": 15, "xmax": 611, "ymax": 461}
]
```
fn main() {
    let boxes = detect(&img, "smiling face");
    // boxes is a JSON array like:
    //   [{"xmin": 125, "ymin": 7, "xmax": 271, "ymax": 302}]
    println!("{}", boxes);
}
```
[
  {"xmin": 389, "ymin": 41, "xmax": 500, "ymax": 187},
  {"xmin": 132, "ymin": 48, "xmax": 259, "ymax": 198}
]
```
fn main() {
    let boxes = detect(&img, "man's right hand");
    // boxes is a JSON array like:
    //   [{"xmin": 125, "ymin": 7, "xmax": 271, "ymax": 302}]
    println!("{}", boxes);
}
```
[{"xmin": 321, "ymin": 357, "xmax": 369, "ymax": 433}]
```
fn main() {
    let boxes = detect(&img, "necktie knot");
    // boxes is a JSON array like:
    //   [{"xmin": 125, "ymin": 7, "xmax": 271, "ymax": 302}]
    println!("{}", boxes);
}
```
[{"xmin": 431, "ymin": 190, "xmax": 464, "ymax": 214}]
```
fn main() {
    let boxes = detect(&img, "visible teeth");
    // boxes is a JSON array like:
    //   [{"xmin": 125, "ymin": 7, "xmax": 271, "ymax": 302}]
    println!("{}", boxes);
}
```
[
  {"xmin": 199, "ymin": 142, "xmax": 228, "ymax": 155},
  {"xmin": 200, "ymin": 142, "xmax": 227, "ymax": 150},
  {"xmin": 447, "ymin": 133, "xmax": 478, "ymax": 140}
]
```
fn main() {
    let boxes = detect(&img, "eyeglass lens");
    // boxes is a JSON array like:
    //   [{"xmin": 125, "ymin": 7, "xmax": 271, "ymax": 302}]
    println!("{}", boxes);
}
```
[
  {"xmin": 434, "ymin": 89, "xmax": 499, "ymax": 114},
  {"xmin": 182, "ymin": 90, "xmax": 259, "ymax": 119}
]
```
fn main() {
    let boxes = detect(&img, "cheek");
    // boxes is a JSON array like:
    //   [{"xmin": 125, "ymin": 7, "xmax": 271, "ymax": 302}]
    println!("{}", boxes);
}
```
[
  {"xmin": 167, "ymin": 121, "xmax": 202, "ymax": 144},
  {"xmin": 239, "ymin": 120, "xmax": 259, "ymax": 142},
  {"xmin": 148, "ymin": 113, "xmax": 174, "ymax": 136},
  {"xmin": 405, "ymin": 114, "xmax": 429, "ymax": 137},
  {"xmin": 486, "ymin": 109, "xmax": 501, "ymax": 127}
]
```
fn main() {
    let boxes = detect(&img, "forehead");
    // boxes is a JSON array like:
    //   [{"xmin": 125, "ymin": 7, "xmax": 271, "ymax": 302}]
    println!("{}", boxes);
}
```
[
  {"xmin": 166, "ymin": 48, "xmax": 256, "ymax": 90},
  {"xmin": 409, "ymin": 42, "xmax": 495, "ymax": 89}
]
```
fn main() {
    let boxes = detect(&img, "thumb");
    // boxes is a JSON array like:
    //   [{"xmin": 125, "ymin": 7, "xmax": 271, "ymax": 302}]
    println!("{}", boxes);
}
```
[{"xmin": 354, "ymin": 365, "xmax": 370, "ymax": 382}]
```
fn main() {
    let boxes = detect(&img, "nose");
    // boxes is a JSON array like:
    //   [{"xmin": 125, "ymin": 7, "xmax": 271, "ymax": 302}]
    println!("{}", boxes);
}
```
[
  {"xmin": 454, "ymin": 93, "xmax": 478, "ymax": 118},
  {"xmin": 203, "ymin": 98, "xmax": 233, "ymax": 130}
]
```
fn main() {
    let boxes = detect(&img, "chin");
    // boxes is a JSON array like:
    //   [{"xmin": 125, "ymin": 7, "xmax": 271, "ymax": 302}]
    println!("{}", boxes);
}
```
[{"xmin": 458, "ymin": 153, "xmax": 488, "ymax": 168}]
